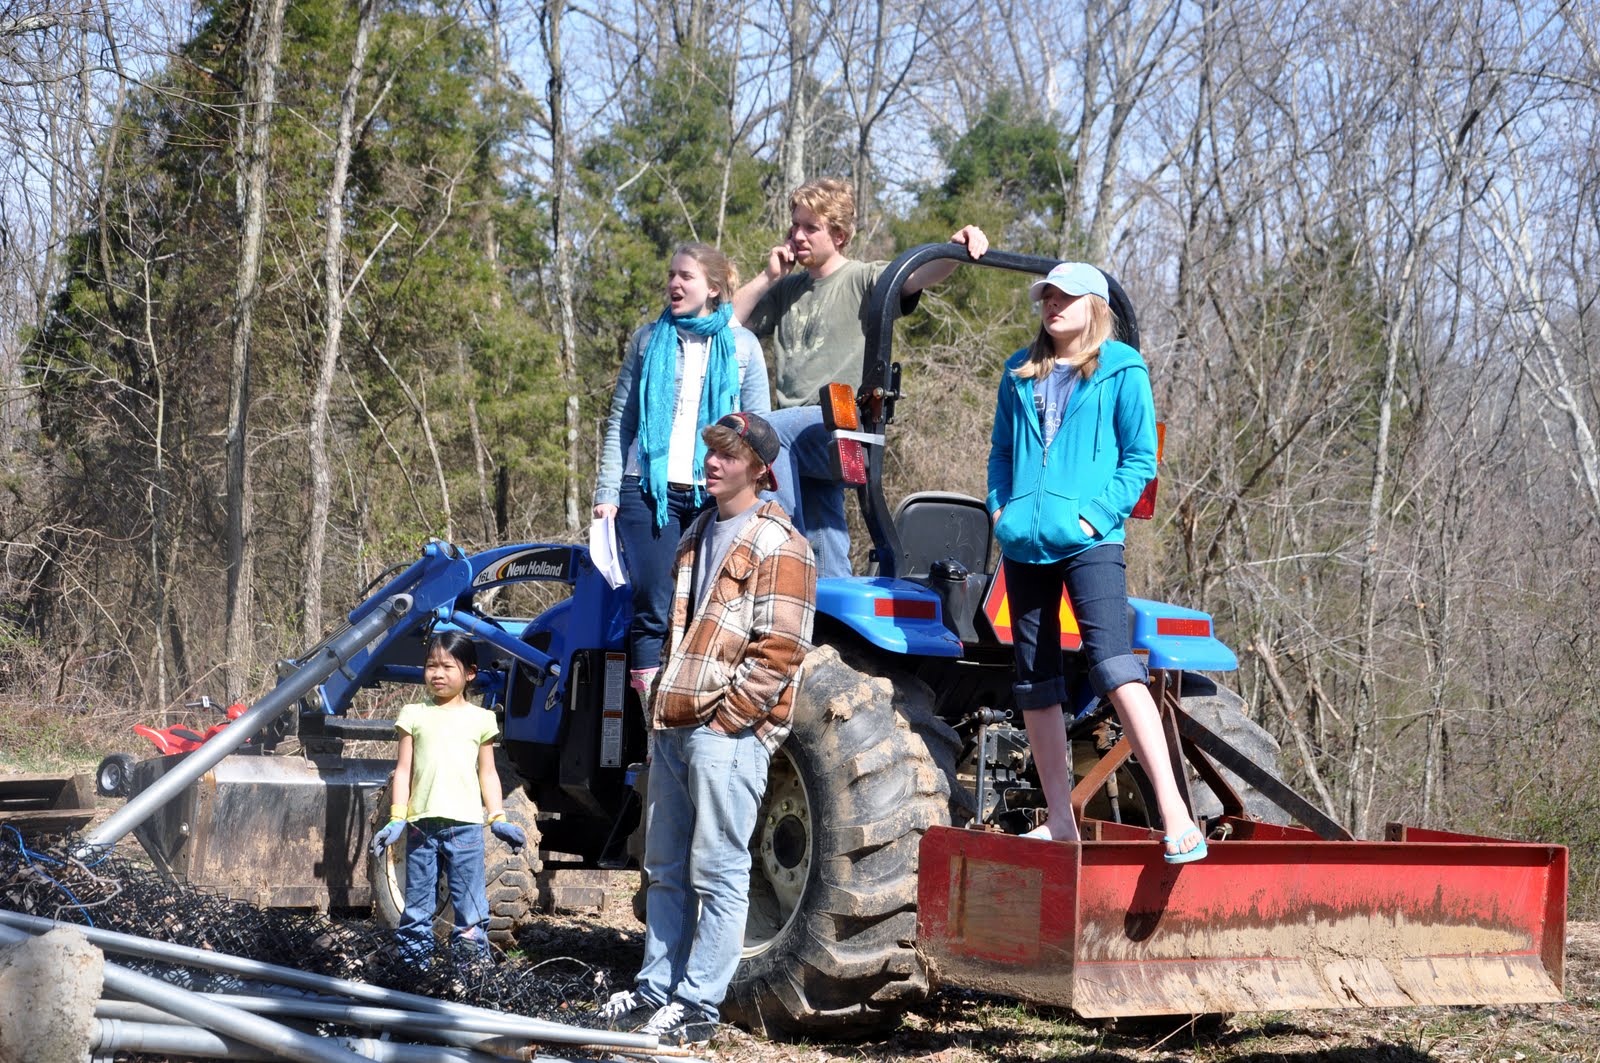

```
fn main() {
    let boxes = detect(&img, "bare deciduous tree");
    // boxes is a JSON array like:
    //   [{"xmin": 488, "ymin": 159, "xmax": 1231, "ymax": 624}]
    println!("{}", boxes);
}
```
[
  {"xmin": 222, "ymin": 0, "xmax": 291, "ymax": 694},
  {"xmin": 301, "ymin": 0, "xmax": 379, "ymax": 642}
]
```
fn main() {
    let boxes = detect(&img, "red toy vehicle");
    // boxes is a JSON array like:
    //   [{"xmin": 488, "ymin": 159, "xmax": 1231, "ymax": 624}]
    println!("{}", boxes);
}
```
[{"xmin": 95, "ymin": 697, "xmax": 248, "ymax": 798}]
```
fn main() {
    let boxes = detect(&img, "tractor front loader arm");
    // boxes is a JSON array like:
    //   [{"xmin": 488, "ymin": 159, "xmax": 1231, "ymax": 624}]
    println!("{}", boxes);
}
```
[{"xmin": 76, "ymin": 592, "xmax": 415, "ymax": 858}]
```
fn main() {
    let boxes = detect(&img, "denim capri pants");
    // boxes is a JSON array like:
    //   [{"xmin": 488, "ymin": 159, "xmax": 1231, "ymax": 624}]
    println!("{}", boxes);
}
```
[{"xmin": 1002, "ymin": 543, "xmax": 1148, "ymax": 711}]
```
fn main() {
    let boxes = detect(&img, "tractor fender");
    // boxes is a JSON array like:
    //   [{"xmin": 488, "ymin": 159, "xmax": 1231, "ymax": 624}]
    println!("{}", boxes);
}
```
[
  {"xmin": 814, "ymin": 577, "xmax": 963, "ymax": 658},
  {"xmin": 1127, "ymin": 596, "xmax": 1238, "ymax": 672}
]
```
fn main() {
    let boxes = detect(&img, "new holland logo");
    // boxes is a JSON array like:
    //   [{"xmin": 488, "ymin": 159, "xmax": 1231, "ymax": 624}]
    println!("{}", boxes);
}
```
[{"xmin": 473, "ymin": 549, "xmax": 570, "ymax": 587}]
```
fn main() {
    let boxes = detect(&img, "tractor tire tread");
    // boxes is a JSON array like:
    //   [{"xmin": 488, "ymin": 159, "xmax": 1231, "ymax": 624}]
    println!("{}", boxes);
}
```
[{"xmin": 723, "ymin": 642, "xmax": 964, "ymax": 1037}]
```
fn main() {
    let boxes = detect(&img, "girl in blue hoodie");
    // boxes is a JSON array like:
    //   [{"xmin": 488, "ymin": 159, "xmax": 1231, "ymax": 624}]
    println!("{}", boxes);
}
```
[{"xmin": 986, "ymin": 262, "xmax": 1205, "ymax": 863}]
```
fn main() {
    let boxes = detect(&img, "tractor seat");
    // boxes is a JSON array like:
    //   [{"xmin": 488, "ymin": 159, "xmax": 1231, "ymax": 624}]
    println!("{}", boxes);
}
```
[
  {"xmin": 889, "ymin": 492, "xmax": 994, "ymax": 579},
  {"xmin": 880, "ymin": 492, "xmax": 993, "ymax": 644}
]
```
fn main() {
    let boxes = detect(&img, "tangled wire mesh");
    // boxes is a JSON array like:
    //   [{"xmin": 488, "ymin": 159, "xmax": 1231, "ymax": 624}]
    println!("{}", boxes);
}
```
[{"xmin": 0, "ymin": 825, "xmax": 619, "ymax": 1036}]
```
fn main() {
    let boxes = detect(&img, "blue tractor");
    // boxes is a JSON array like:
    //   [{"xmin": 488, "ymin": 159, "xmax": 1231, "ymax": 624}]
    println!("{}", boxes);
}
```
[{"xmin": 98, "ymin": 246, "xmax": 1285, "ymax": 1037}]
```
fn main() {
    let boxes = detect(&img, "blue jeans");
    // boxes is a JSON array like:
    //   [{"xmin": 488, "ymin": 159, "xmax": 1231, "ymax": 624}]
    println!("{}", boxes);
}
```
[
  {"xmin": 636, "ymin": 723, "xmax": 772, "ymax": 1023},
  {"xmin": 763, "ymin": 406, "xmax": 850, "ymax": 578},
  {"xmin": 398, "ymin": 819, "xmax": 489, "ymax": 961},
  {"xmin": 1004, "ymin": 544, "xmax": 1148, "ymax": 709},
  {"xmin": 616, "ymin": 476, "xmax": 713, "ymax": 669}
]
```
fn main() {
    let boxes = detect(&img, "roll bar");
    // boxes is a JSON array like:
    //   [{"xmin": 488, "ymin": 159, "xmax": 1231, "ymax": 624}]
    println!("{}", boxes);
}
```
[{"xmin": 855, "ymin": 244, "xmax": 1141, "ymax": 577}]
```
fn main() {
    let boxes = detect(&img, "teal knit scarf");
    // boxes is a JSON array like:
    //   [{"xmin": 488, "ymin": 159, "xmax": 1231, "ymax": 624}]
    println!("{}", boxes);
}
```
[{"xmin": 636, "ymin": 303, "xmax": 739, "ymax": 528}]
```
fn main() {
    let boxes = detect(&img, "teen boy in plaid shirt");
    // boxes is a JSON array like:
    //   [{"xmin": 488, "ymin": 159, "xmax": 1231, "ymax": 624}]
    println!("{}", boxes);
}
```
[{"xmin": 600, "ymin": 411, "xmax": 816, "ymax": 1047}]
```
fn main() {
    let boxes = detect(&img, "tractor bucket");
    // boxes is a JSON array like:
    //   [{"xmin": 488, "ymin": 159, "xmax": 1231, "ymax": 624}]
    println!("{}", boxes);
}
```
[
  {"xmin": 129, "ymin": 753, "xmax": 392, "ymax": 909},
  {"xmin": 916, "ymin": 822, "xmax": 1566, "ymax": 1017}
]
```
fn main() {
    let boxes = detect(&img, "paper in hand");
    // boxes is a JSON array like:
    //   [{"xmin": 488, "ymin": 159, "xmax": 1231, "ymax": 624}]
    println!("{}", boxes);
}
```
[{"xmin": 589, "ymin": 516, "xmax": 628, "ymax": 589}]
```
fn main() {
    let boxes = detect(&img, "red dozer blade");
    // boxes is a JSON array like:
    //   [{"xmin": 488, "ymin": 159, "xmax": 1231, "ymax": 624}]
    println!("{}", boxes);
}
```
[{"xmin": 916, "ymin": 820, "xmax": 1566, "ymax": 1017}]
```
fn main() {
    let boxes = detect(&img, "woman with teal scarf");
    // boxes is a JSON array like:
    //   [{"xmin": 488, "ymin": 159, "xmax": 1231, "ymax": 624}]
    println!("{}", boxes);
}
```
[{"xmin": 595, "ymin": 243, "xmax": 770, "ymax": 706}]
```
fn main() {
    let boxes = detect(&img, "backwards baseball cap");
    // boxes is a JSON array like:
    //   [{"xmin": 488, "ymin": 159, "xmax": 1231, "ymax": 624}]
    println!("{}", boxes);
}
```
[
  {"xmin": 708, "ymin": 411, "xmax": 781, "ymax": 490},
  {"xmin": 1028, "ymin": 261, "xmax": 1109, "ymax": 303}
]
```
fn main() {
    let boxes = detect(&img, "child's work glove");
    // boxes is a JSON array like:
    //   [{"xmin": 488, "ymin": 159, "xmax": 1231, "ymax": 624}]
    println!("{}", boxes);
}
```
[
  {"xmin": 488, "ymin": 815, "xmax": 525, "ymax": 852},
  {"xmin": 371, "ymin": 819, "xmax": 406, "ymax": 857}
]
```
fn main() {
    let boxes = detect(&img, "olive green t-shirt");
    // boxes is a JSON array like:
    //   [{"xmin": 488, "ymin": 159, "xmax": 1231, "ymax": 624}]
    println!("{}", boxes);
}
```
[
  {"xmin": 395, "ymin": 702, "xmax": 498, "ymax": 823},
  {"xmin": 743, "ymin": 259, "xmax": 918, "ymax": 408}
]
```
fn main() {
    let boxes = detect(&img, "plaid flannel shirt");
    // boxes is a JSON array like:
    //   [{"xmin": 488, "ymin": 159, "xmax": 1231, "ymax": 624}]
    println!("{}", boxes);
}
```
[{"xmin": 651, "ymin": 500, "xmax": 816, "ymax": 752}]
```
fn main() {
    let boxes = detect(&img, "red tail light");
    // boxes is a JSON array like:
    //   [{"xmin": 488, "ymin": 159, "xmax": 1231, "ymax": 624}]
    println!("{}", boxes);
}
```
[
  {"xmin": 874, "ymin": 597, "xmax": 937, "ymax": 619},
  {"xmin": 835, "ymin": 439, "xmax": 867, "ymax": 485},
  {"xmin": 822, "ymin": 382, "xmax": 867, "ymax": 484},
  {"xmin": 1130, "ymin": 422, "xmax": 1165, "ymax": 520},
  {"xmin": 1155, "ymin": 616, "xmax": 1210, "ymax": 638}
]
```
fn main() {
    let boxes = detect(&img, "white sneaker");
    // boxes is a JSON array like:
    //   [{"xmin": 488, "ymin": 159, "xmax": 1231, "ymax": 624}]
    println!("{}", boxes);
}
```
[
  {"xmin": 597, "ymin": 989, "xmax": 656, "ymax": 1031},
  {"xmin": 638, "ymin": 1001, "xmax": 716, "ymax": 1046}
]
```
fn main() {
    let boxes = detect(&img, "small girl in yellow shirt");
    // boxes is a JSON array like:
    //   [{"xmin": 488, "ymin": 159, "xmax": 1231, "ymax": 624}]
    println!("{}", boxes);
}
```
[{"xmin": 371, "ymin": 631, "xmax": 526, "ymax": 960}]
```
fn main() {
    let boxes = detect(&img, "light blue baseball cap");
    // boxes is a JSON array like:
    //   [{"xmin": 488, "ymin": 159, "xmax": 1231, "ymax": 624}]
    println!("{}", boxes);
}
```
[{"xmin": 1029, "ymin": 261, "xmax": 1109, "ymax": 302}]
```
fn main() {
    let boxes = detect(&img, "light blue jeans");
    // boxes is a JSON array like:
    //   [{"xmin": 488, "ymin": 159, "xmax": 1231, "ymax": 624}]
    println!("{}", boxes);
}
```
[
  {"xmin": 399, "ymin": 819, "xmax": 489, "ymax": 962},
  {"xmin": 636, "ymin": 723, "xmax": 772, "ymax": 1023},
  {"xmin": 763, "ymin": 406, "xmax": 851, "ymax": 578}
]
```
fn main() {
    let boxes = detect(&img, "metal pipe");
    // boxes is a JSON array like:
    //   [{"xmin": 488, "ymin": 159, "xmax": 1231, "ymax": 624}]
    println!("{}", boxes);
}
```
[
  {"xmin": 94, "ymin": 1020, "xmax": 555, "ymax": 1062},
  {"xmin": 100, "ymin": 967, "xmax": 376, "ymax": 1063},
  {"xmin": 445, "ymin": 606, "xmax": 560, "ymax": 679},
  {"xmin": 0, "ymin": 920, "xmax": 370, "ymax": 1063},
  {"xmin": 98, "ymin": 999, "xmax": 487, "ymax": 1053},
  {"xmin": 97, "ymin": 999, "xmax": 191, "ymax": 1024},
  {"xmin": 0, "ymin": 910, "xmax": 660, "ymax": 1052},
  {"xmin": 96, "ymin": 997, "xmax": 707, "ymax": 1062},
  {"xmin": 201, "ymin": 993, "xmax": 582, "ymax": 1044},
  {"xmin": 200, "ymin": 993, "xmax": 708, "ymax": 1056},
  {"xmin": 78, "ymin": 592, "xmax": 415, "ymax": 855}
]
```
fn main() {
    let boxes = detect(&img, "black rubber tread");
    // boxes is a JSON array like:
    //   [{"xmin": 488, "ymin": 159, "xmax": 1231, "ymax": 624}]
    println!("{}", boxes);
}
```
[
  {"xmin": 96, "ymin": 753, "xmax": 135, "ymax": 798},
  {"xmin": 722, "ymin": 642, "xmax": 963, "ymax": 1038},
  {"xmin": 482, "ymin": 785, "xmax": 543, "ymax": 945},
  {"xmin": 628, "ymin": 765, "xmax": 649, "ymax": 926},
  {"xmin": 1179, "ymin": 684, "xmax": 1291, "ymax": 826}
]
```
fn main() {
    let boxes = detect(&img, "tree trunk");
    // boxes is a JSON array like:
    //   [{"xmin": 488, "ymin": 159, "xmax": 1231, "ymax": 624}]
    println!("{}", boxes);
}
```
[
  {"xmin": 141, "ymin": 260, "xmax": 169, "ymax": 709},
  {"xmin": 302, "ymin": 0, "xmax": 375, "ymax": 644},
  {"xmin": 780, "ymin": 0, "xmax": 812, "ymax": 196},
  {"xmin": 223, "ymin": 0, "xmax": 289, "ymax": 696},
  {"xmin": 544, "ymin": 0, "xmax": 581, "ymax": 534}
]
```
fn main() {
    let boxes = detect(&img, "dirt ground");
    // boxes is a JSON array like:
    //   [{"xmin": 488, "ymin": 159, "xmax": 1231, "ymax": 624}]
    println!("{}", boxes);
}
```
[{"xmin": 522, "ymin": 876, "xmax": 1600, "ymax": 1063}]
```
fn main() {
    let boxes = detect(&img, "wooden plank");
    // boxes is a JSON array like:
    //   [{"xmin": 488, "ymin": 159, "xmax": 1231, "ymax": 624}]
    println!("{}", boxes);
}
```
[
  {"xmin": 0, "ymin": 773, "xmax": 94, "ymax": 812},
  {"xmin": 0, "ymin": 808, "xmax": 99, "ymax": 832}
]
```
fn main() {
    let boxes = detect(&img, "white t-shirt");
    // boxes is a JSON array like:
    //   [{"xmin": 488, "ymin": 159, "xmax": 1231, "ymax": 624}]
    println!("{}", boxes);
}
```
[
  {"xmin": 622, "ymin": 328, "xmax": 709, "ymax": 486},
  {"xmin": 668, "ymin": 332, "xmax": 709, "ymax": 483}
]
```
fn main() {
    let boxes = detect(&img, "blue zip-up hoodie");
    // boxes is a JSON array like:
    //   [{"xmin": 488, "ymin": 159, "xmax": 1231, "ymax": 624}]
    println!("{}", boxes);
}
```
[{"xmin": 985, "ymin": 339, "xmax": 1157, "ymax": 564}]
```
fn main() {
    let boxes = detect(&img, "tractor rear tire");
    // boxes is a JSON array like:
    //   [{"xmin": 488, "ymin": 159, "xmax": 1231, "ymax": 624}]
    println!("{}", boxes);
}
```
[
  {"xmin": 1179, "ymin": 678, "xmax": 1291, "ymax": 826},
  {"xmin": 721, "ymin": 642, "xmax": 968, "ymax": 1038},
  {"xmin": 369, "ymin": 782, "xmax": 542, "ymax": 949}
]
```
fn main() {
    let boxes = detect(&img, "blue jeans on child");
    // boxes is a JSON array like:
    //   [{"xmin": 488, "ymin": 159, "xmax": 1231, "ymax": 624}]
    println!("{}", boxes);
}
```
[
  {"xmin": 399, "ymin": 819, "xmax": 489, "ymax": 961},
  {"xmin": 615, "ymin": 476, "xmax": 714, "ymax": 669},
  {"xmin": 635, "ymin": 723, "xmax": 772, "ymax": 1023},
  {"xmin": 763, "ymin": 406, "xmax": 850, "ymax": 579},
  {"xmin": 1003, "ymin": 544, "xmax": 1149, "ymax": 709}
]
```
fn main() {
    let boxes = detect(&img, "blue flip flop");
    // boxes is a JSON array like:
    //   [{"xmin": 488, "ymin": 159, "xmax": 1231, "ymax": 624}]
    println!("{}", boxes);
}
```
[{"xmin": 1163, "ymin": 826, "xmax": 1208, "ymax": 865}]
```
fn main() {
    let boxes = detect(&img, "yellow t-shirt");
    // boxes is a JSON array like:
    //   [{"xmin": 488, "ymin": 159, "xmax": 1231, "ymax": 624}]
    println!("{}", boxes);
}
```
[{"xmin": 396, "ymin": 702, "xmax": 499, "ymax": 823}]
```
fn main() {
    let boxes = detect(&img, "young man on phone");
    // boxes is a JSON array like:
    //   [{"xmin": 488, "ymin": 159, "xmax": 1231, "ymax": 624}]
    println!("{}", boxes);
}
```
[{"xmin": 731, "ymin": 178, "xmax": 988, "ymax": 578}]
